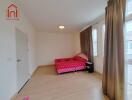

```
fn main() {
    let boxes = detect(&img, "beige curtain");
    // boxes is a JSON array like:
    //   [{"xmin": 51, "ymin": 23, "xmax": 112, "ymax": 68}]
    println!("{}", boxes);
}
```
[
  {"xmin": 80, "ymin": 26, "xmax": 94, "ymax": 62},
  {"xmin": 102, "ymin": 0, "xmax": 126, "ymax": 100}
]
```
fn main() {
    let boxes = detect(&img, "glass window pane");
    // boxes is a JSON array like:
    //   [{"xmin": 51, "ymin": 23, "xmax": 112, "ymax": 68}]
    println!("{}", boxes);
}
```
[
  {"xmin": 126, "ymin": 21, "xmax": 132, "ymax": 41},
  {"xmin": 125, "ymin": 20, "xmax": 132, "ymax": 100},
  {"xmin": 126, "ymin": 0, "xmax": 132, "ymax": 16},
  {"xmin": 126, "ymin": 20, "xmax": 132, "ymax": 32},
  {"xmin": 125, "ymin": 20, "xmax": 132, "ymax": 55},
  {"xmin": 128, "ymin": 41, "xmax": 132, "ymax": 54},
  {"xmin": 102, "ymin": 24, "xmax": 105, "ymax": 55},
  {"xmin": 102, "ymin": 24, "xmax": 105, "ymax": 34},
  {"xmin": 93, "ymin": 29, "xmax": 97, "ymax": 41},
  {"xmin": 102, "ymin": 24, "xmax": 105, "ymax": 42},
  {"xmin": 92, "ymin": 29, "xmax": 97, "ymax": 56}
]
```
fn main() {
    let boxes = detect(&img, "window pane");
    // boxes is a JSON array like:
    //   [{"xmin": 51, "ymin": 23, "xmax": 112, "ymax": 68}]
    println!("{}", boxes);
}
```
[
  {"xmin": 102, "ymin": 24, "xmax": 105, "ymax": 42},
  {"xmin": 102, "ymin": 24, "xmax": 105, "ymax": 55},
  {"xmin": 125, "ymin": 21, "xmax": 132, "ymax": 58},
  {"xmin": 128, "ymin": 41, "xmax": 132, "ymax": 54},
  {"xmin": 92, "ymin": 29, "xmax": 97, "ymax": 56},
  {"xmin": 125, "ymin": 20, "xmax": 132, "ymax": 100},
  {"xmin": 102, "ymin": 24, "xmax": 105, "ymax": 34},
  {"xmin": 126, "ymin": 0, "xmax": 132, "ymax": 16},
  {"xmin": 93, "ymin": 29, "xmax": 97, "ymax": 41},
  {"xmin": 126, "ymin": 20, "xmax": 132, "ymax": 32},
  {"xmin": 126, "ymin": 21, "xmax": 132, "ymax": 42}
]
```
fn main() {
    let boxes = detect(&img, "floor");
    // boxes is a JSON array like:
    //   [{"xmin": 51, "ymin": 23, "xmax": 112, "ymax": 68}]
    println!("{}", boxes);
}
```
[{"xmin": 15, "ymin": 66, "xmax": 109, "ymax": 100}]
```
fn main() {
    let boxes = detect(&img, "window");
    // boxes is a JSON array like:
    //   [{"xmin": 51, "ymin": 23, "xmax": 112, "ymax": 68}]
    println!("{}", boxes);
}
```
[
  {"xmin": 102, "ymin": 24, "xmax": 105, "ymax": 55},
  {"xmin": 128, "ymin": 41, "xmax": 132, "ymax": 54},
  {"xmin": 126, "ymin": 0, "xmax": 132, "ymax": 16},
  {"xmin": 125, "ymin": 20, "xmax": 132, "ymax": 55},
  {"xmin": 125, "ymin": 0, "xmax": 132, "ymax": 56},
  {"xmin": 126, "ymin": 20, "xmax": 132, "ymax": 32},
  {"xmin": 125, "ymin": 9, "xmax": 132, "ymax": 99},
  {"xmin": 92, "ymin": 29, "xmax": 98, "ymax": 56},
  {"xmin": 102, "ymin": 24, "xmax": 105, "ymax": 44}
]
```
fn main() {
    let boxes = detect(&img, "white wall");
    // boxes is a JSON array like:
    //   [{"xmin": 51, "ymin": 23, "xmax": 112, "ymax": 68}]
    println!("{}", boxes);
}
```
[
  {"xmin": 36, "ymin": 32, "xmax": 76, "ymax": 66},
  {"xmin": 74, "ymin": 32, "xmax": 81, "ymax": 54},
  {"xmin": 15, "ymin": 1, "xmax": 37, "ymax": 75},
  {"xmin": 0, "ymin": 1, "xmax": 36, "ymax": 100},
  {"xmin": 0, "ymin": 1, "xmax": 17, "ymax": 100}
]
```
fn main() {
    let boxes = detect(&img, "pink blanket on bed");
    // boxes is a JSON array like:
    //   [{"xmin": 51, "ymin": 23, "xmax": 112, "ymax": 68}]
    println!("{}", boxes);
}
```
[{"xmin": 55, "ymin": 56, "xmax": 87, "ymax": 74}]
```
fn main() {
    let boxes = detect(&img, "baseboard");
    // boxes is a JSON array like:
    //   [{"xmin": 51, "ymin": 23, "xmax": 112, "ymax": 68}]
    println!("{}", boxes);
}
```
[
  {"xmin": 11, "ymin": 66, "xmax": 38, "ymax": 100},
  {"xmin": 38, "ymin": 64, "xmax": 55, "ymax": 68},
  {"xmin": 30, "ymin": 66, "xmax": 38, "ymax": 78},
  {"xmin": 94, "ymin": 71, "xmax": 103, "ymax": 79},
  {"xmin": 95, "ymin": 71, "xmax": 102, "ymax": 75}
]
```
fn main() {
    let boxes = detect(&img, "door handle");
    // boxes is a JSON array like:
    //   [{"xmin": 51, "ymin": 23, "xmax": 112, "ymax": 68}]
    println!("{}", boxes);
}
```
[{"xmin": 17, "ymin": 59, "xmax": 21, "ymax": 62}]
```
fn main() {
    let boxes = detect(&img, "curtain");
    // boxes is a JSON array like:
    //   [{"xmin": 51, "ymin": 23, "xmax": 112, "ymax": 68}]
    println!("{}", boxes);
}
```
[
  {"xmin": 80, "ymin": 26, "xmax": 94, "ymax": 62},
  {"xmin": 102, "ymin": 0, "xmax": 126, "ymax": 100}
]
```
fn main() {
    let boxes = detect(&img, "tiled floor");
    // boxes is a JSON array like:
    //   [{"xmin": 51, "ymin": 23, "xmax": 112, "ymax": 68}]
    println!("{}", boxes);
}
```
[{"xmin": 15, "ymin": 66, "xmax": 109, "ymax": 100}]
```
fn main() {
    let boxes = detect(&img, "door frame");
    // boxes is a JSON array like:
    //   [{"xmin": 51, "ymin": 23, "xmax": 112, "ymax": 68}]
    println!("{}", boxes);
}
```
[{"xmin": 15, "ymin": 28, "xmax": 30, "ymax": 92}]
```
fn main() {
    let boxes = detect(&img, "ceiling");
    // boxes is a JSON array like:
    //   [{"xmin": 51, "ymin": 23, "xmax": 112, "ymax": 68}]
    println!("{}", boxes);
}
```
[{"xmin": 20, "ymin": 0, "xmax": 107, "ymax": 33}]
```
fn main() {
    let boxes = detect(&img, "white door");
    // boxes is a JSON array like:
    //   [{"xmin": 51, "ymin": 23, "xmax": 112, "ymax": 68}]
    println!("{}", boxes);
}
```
[{"xmin": 16, "ymin": 29, "xmax": 29, "ymax": 91}]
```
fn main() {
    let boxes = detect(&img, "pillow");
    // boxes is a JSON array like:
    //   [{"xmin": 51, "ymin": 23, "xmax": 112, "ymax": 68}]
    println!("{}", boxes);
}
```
[
  {"xmin": 74, "ymin": 53, "xmax": 88, "ymax": 60},
  {"xmin": 73, "ymin": 56, "xmax": 87, "ymax": 62}
]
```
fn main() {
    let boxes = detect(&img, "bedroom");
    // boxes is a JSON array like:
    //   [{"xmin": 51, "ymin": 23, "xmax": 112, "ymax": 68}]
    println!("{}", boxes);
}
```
[{"xmin": 0, "ymin": 0, "xmax": 132, "ymax": 100}]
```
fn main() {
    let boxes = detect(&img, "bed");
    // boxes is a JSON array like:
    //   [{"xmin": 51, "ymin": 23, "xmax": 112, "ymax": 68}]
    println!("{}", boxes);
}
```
[{"xmin": 55, "ymin": 55, "xmax": 87, "ymax": 74}]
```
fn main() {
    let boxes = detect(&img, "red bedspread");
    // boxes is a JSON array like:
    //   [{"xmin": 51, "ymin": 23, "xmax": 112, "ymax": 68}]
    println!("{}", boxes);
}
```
[{"xmin": 55, "ymin": 56, "xmax": 87, "ymax": 74}]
